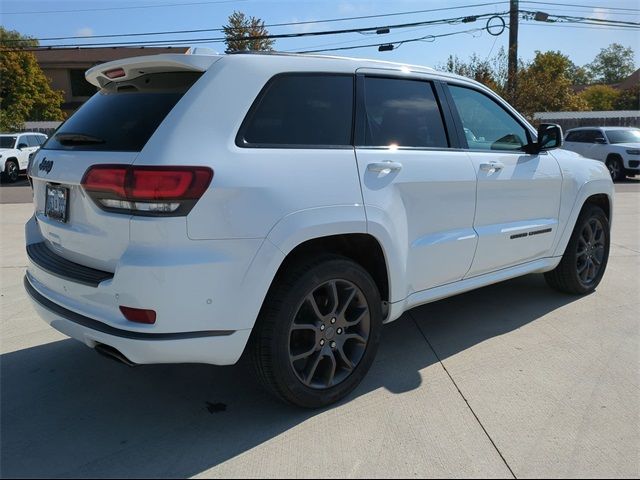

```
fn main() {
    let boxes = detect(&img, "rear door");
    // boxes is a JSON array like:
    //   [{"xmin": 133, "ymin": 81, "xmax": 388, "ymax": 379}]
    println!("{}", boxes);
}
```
[
  {"xmin": 29, "ymin": 71, "xmax": 203, "ymax": 271},
  {"xmin": 354, "ymin": 70, "xmax": 478, "ymax": 295},
  {"xmin": 445, "ymin": 83, "xmax": 562, "ymax": 277}
]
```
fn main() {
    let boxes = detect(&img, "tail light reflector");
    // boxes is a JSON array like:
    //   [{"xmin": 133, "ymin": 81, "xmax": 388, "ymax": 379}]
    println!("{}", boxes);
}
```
[
  {"xmin": 120, "ymin": 306, "xmax": 156, "ymax": 324},
  {"xmin": 81, "ymin": 165, "xmax": 213, "ymax": 216}
]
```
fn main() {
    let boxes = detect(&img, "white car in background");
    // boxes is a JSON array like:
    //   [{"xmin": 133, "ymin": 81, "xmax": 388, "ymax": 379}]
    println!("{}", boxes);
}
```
[
  {"xmin": 562, "ymin": 126, "xmax": 640, "ymax": 181},
  {"xmin": 0, "ymin": 132, "xmax": 48, "ymax": 183},
  {"xmin": 24, "ymin": 52, "xmax": 614, "ymax": 408}
]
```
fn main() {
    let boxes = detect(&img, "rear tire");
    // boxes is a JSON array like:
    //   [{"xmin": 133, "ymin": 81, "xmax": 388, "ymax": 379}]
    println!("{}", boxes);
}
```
[
  {"xmin": 544, "ymin": 204, "xmax": 610, "ymax": 294},
  {"xmin": 250, "ymin": 254, "xmax": 382, "ymax": 408},
  {"xmin": 605, "ymin": 156, "xmax": 623, "ymax": 182},
  {"xmin": 2, "ymin": 160, "xmax": 19, "ymax": 183}
]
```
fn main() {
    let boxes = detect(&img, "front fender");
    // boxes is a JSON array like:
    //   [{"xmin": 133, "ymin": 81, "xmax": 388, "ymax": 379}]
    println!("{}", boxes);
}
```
[{"xmin": 552, "ymin": 177, "xmax": 614, "ymax": 257}]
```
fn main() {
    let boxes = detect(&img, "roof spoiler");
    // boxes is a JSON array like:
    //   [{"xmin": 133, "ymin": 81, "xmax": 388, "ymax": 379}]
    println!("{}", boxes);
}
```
[{"xmin": 85, "ymin": 52, "xmax": 221, "ymax": 87}]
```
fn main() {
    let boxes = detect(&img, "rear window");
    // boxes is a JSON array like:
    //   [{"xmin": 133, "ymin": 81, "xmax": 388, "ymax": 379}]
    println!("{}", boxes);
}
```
[
  {"xmin": 237, "ymin": 74, "xmax": 354, "ymax": 147},
  {"xmin": 44, "ymin": 72, "xmax": 202, "ymax": 152}
]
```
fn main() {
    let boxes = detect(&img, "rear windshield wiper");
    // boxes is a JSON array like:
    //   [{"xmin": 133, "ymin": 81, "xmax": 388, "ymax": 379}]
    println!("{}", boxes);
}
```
[{"xmin": 55, "ymin": 133, "xmax": 106, "ymax": 146}]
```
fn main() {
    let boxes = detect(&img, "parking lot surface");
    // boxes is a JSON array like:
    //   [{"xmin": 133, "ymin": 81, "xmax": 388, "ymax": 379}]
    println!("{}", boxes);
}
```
[{"xmin": 1, "ymin": 182, "xmax": 638, "ymax": 478}]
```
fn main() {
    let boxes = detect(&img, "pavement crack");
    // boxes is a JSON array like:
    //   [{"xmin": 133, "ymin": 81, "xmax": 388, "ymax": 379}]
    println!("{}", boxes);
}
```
[{"xmin": 409, "ymin": 312, "xmax": 517, "ymax": 479}]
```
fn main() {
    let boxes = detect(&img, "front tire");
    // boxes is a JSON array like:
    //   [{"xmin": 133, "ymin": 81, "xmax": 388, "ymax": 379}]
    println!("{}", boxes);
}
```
[
  {"xmin": 250, "ymin": 255, "xmax": 382, "ymax": 408},
  {"xmin": 605, "ymin": 156, "xmax": 624, "ymax": 182},
  {"xmin": 544, "ymin": 204, "xmax": 610, "ymax": 294}
]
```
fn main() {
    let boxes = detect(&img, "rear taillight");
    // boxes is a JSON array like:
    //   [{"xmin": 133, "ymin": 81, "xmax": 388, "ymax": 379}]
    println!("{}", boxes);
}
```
[{"xmin": 81, "ymin": 165, "xmax": 213, "ymax": 216}]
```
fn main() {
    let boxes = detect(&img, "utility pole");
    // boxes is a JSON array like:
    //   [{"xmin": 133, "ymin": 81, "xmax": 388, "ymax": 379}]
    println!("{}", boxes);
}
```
[{"xmin": 508, "ymin": 0, "xmax": 519, "ymax": 103}]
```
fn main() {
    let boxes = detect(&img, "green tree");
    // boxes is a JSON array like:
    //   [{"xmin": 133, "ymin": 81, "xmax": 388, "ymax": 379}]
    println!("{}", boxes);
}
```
[
  {"xmin": 222, "ymin": 11, "xmax": 275, "ymax": 53},
  {"xmin": 578, "ymin": 85, "xmax": 620, "ymax": 111},
  {"xmin": 587, "ymin": 43, "xmax": 635, "ymax": 84},
  {"xmin": 514, "ymin": 50, "xmax": 588, "ymax": 118},
  {"xmin": 614, "ymin": 85, "xmax": 640, "ymax": 110},
  {"xmin": 441, "ymin": 48, "xmax": 508, "ymax": 96},
  {"xmin": 568, "ymin": 62, "xmax": 593, "ymax": 86},
  {"xmin": 0, "ymin": 28, "xmax": 65, "ymax": 131}
]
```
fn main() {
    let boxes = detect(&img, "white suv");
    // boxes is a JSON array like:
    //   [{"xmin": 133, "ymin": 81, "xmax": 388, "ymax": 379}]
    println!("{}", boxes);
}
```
[
  {"xmin": 25, "ymin": 52, "xmax": 613, "ymax": 407},
  {"xmin": 0, "ymin": 132, "xmax": 47, "ymax": 182},
  {"xmin": 563, "ymin": 126, "xmax": 640, "ymax": 181}
]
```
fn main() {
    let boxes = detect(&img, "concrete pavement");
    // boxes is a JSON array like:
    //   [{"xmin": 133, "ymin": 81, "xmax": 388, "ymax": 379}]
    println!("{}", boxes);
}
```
[{"xmin": 1, "ymin": 187, "xmax": 638, "ymax": 478}]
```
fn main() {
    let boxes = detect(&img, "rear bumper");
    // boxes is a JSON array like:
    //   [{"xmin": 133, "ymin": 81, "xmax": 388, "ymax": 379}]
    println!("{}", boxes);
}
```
[{"xmin": 24, "ymin": 273, "xmax": 251, "ymax": 365}]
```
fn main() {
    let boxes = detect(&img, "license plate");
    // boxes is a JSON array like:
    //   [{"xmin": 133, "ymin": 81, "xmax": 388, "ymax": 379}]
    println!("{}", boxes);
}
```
[{"xmin": 45, "ymin": 185, "xmax": 69, "ymax": 223}]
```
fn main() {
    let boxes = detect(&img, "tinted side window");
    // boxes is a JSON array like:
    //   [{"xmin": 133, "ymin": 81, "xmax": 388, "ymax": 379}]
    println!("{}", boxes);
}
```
[
  {"xmin": 449, "ymin": 85, "xmax": 530, "ymax": 151},
  {"xmin": 359, "ymin": 77, "xmax": 448, "ymax": 148},
  {"xmin": 582, "ymin": 130, "xmax": 601, "ymax": 143},
  {"xmin": 17, "ymin": 137, "xmax": 28, "ymax": 148},
  {"xmin": 27, "ymin": 135, "xmax": 41, "ymax": 147},
  {"xmin": 239, "ymin": 74, "xmax": 353, "ymax": 147},
  {"xmin": 566, "ymin": 131, "xmax": 582, "ymax": 142}
]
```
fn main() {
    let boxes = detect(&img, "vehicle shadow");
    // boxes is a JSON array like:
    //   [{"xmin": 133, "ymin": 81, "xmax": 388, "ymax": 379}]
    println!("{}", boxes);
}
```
[
  {"xmin": 0, "ymin": 178, "xmax": 30, "ymax": 187},
  {"xmin": 0, "ymin": 273, "xmax": 583, "ymax": 478}
]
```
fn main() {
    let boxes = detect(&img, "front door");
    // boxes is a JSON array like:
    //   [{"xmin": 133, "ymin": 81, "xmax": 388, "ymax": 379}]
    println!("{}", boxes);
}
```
[
  {"xmin": 445, "ymin": 84, "xmax": 563, "ymax": 277},
  {"xmin": 354, "ymin": 71, "xmax": 478, "ymax": 297}
]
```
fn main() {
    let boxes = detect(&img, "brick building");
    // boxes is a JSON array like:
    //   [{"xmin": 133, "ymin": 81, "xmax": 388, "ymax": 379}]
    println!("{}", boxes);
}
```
[{"xmin": 34, "ymin": 46, "xmax": 189, "ymax": 116}]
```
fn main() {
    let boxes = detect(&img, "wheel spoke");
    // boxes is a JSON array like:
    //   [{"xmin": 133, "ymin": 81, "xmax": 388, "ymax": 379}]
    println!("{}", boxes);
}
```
[
  {"xmin": 579, "ymin": 260, "xmax": 591, "ymax": 281},
  {"xmin": 305, "ymin": 351, "xmax": 324, "ymax": 385},
  {"xmin": 326, "ymin": 351, "xmax": 337, "ymax": 387},
  {"xmin": 577, "ymin": 261, "xmax": 588, "ymax": 273},
  {"xmin": 328, "ymin": 281, "xmax": 339, "ymax": 313},
  {"xmin": 305, "ymin": 294, "xmax": 324, "ymax": 321},
  {"xmin": 291, "ymin": 345, "xmax": 318, "ymax": 363},
  {"xmin": 335, "ymin": 344, "xmax": 355, "ymax": 370},
  {"xmin": 338, "ymin": 287, "xmax": 357, "ymax": 317}
]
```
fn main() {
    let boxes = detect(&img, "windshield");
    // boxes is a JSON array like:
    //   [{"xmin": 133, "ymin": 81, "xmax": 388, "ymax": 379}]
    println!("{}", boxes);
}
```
[
  {"xmin": 44, "ymin": 71, "xmax": 202, "ymax": 152},
  {"xmin": 0, "ymin": 136, "xmax": 17, "ymax": 149},
  {"xmin": 605, "ymin": 129, "xmax": 640, "ymax": 144}
]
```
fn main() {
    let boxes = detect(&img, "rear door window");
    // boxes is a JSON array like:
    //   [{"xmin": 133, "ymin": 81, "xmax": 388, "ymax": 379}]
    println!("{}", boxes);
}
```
[
  {"xmin": 358, "ymin": 77, "xmax": 448, "ymax": 148},
  {"xmin": 237, "ymin": 74, "xmax": 354, "ymax": 147},
  {"xmin": 44, "ymin": 72, "xmax": 202, "ymax": 152}
]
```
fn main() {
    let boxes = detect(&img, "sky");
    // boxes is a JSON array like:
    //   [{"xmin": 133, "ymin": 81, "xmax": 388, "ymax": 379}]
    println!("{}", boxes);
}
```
[{"xmin": 2, "ymin": 0, "xmax": 639, "ymax": 71}]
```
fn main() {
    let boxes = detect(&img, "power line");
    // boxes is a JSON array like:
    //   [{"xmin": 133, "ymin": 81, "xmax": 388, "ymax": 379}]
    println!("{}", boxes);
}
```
[
  {"xmin": 1, "ymin": 0, "xmax": 246, "ymax": 15},
  {"xmin": 521, "ymin": 1, "xmax": 640, "ymax": 12},
  {"xmin": 3, "ymin": 1, "xmax": 509, "ymax": 43},
  {"xmin": 3, "ymin": 11, "xmax": 507, "ymax": 50},
  {"xmin": 297, "ymin": 27, "xmax": 489, "ymax": 54}
]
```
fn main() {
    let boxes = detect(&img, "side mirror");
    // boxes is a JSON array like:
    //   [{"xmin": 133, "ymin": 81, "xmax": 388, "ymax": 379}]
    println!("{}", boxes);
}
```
[
  {"xmin": 17, "ymin": 143, "xmax": 28, "ymax": 150},
  {"xmin": 526, "ymin": 123, "xmax": 563, "ymax": 154},
  {"xmin": 594, "ymin": 137, "xmax": 607, "ymax": 144}
]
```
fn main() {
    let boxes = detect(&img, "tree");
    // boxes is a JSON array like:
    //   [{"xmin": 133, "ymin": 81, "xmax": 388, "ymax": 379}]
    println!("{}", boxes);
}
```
[
  {"xmin": 567, "ymin": 62, "xmax": 593, "ymax": 86},
  {"xmin": 222, "ymin": 11, "xmax": 275, "ymax": 53},
  {"xmin": 587, "ymin": 43, "xmax": 635, "ymax": 84},
  {"xmin": 0, "ymin": 28, "xmax": 65, "ymax": 131},
  {"xmin": 514, "ymin": 50, "xmax": 588, "ymax": 118},
  {"xmin": 578, "ymin": 85, "xmax": 620, "ymax": 111},
  {"xmin": 440, "ymin": 48, "xmax": 508, "ymax": 96},
  {"xmin": 614, "ymin": 85, "xmax": 640, "ymax": 110}
]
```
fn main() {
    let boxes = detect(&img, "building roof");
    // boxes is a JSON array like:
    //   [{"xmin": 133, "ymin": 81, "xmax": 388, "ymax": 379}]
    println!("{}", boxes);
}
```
[
  {"xmin": 534, "ymin": 110, "xmax": 640, "ymax": 120},
  {"xmin": 33, "ymin": 46, "xmax": 190, "ymax": 66}
]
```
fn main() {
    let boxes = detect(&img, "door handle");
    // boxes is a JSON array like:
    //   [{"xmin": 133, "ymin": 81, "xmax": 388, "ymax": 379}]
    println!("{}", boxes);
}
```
[
  {"xmin": 479, "ymin": 161, "xmax": 504, "ymax": 173},
  {"xmin": 367, "ymin": 161, "xmax": 403, "ymax": 173}
]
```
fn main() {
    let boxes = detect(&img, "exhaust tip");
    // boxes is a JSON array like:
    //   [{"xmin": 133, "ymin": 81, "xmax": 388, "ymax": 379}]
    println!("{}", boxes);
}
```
[{"xmin": 95, "ymin": 343, "xmax": 137, "ymax": 367}]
